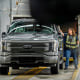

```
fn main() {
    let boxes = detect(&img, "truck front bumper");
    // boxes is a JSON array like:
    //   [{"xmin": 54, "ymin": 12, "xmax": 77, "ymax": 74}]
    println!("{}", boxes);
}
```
[
  {"xmin": 0, "ymin": 52, "xmax": 11, "ymax": 64},
  {"xmin": 0, "ymin": 55, "xmax": 11, "ymax": 64},
  {"xmin": 0, "ymin": 52, "xmax": 58, "ymax": 64},
  {"xmin": 44, "ymin": 55, "xmax": 58, "ymax": 63}
]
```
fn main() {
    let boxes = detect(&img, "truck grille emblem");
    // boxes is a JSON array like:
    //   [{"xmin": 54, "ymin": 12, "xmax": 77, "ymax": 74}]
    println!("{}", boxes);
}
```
[{"xmin": 23, "ymin": 45, "xmax": 32, "ymax": 49}]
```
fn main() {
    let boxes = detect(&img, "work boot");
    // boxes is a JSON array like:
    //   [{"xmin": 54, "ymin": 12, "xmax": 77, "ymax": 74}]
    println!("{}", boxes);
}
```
[
  {"xmin": 64, "ymin": 67, "xmax": 68, "ymax": 70},
  {"xmin": 75, "ymin": 66, "xmax": 78, "ymax": 70}
]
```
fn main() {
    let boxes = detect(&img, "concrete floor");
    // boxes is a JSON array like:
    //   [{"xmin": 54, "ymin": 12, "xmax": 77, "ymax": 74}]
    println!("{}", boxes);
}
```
[{"xmin": 0, "ymin": 63, "xmax": 76, "ymax": 80}]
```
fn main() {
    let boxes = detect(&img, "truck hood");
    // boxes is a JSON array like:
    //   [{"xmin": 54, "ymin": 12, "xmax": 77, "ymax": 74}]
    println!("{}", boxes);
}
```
[{"xmin": 3, "ymin": 33, "xmax": 54, "ymax": 41}]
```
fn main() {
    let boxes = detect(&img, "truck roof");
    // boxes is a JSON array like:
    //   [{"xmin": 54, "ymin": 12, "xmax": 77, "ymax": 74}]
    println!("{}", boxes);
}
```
[{"xmin": 11, "ymin": 19, "xmax": 36, "ymax": 24}]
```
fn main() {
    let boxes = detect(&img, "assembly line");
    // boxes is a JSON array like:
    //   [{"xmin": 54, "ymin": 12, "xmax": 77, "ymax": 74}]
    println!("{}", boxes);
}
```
[{"xmin": 0, "ymin": 0, "xmax": 80, "ymax": 80}]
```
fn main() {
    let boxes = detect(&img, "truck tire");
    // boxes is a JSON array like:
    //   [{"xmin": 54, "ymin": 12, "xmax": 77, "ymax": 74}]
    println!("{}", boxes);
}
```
[
  {"xmin": 60, "ymin": 63, "xmax": 63, "ymax": 69},
  {"xmin": 51, "ymin": 61, "xmax": 59, "ymax": 74},
  {"xmin": 60, "ymin": 57, "xmax": 64, "ymax": 69},
  {"xmin": 0, "ymin": 67, "xmax": 9, "ymax": 75}
]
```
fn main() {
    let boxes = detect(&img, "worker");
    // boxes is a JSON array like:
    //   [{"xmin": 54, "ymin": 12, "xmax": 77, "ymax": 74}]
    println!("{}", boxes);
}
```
[{"xmin": 59, "ymin": 27, "xmax": 79, "ymax": 70}]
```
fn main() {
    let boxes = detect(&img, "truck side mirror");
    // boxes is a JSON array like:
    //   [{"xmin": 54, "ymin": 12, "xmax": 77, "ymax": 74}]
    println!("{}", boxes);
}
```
[
  {"xmin": 58, "ymin": 32, "xmax": 61, "ymax": 35},
  {"xmin": 58, "ymin": 32, "xmax": 62, "ymax": 38},
  {"xmin": 2, "ymin": 32, "xmax": 7, "ymax": 38}
]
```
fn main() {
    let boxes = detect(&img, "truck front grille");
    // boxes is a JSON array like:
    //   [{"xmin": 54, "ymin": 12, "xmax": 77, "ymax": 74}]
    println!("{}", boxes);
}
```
[{"xmin": 7, "ymin": 42, "xmax": 52, "ymax": 54}]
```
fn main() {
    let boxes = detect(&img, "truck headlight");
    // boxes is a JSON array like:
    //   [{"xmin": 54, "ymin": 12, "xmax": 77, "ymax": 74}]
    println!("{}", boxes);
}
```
[
  {"xmin": 0, "ymin": 41, "xmax": 2, "ymax": 52},
  {"xmin": 2, "ymin": 42, "xmax": 7, "ymax": 52},
  {"xmin": 2, "ymin": 42, "xmax": 10, "ymax": 52},
  {"xmin": 54, "ymin": 42, "xmax": 57, "ymax": 52},
  {"xmin": 54, "ymin": 40, "xmax": 58, "ymax": 52},
  {"xmin": 6, "ymin": 43, "xmax": 11, "ymax": 51}
]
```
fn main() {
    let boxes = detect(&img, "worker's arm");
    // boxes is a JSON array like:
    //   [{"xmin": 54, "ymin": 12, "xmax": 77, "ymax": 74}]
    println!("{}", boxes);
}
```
[
  {"xmin": 76, "ymin": 36, "xmax": 79, "ymax": 45},
  {"xmin": 76, "ymin": 36, "xmax": 79, "ymax": 47},
  {"xmin": 77, "ymin": 40, "xmax": 79, "ymax": 47},
  {"xmin": 59, "ymin": 29, "xmax": 64, "ymax": 37},
  {"xmin": 77, "ymin": 40, "xmax": 79, "ymax": 45}
]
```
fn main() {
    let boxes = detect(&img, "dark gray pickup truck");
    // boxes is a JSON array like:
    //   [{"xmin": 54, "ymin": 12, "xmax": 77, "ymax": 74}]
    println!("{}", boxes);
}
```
[{"xmin": 0, "ymin": 19, "xmax": 63, "ymax": 74}]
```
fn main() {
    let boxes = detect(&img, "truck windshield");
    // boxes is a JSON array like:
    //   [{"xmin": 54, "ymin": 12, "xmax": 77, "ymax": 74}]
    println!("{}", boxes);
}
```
[{"xmin": 8, "ymin": 22, "xmax": 54, "ymax": 34}]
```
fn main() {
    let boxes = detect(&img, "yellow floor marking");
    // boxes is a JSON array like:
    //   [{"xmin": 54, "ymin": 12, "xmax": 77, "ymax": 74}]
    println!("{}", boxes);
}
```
[
  {"xmin": 8, "ymin": 67, "xmax": 42, "ymax": 75},
  {"xmin": 64, "ymin": 57, "xmax": 74, "ymax": 61},
  {"xmin": 12, "ymin": 67, "xmax": 47, "ymax": 80},
  {"xmin": 8, "ymin": 72, "xmax": 10, "ymax": 75},
  {"xmin": 71, "ymin": 56, "xmax": 80, "ymax": 80}
]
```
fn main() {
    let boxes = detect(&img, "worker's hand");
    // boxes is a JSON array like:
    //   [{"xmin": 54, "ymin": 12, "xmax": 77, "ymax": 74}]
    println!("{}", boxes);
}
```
[
  {"xmin": 59, "ymin": 29, "xmax": 62, "ymax": 33},
  {"xmin": 59, "ymin": 29, "xmax": 64, "ymax": 36},
  {"xmin": 77, "ymin": 40, "xmax": 79, "ymax": 45},
  {"xmin": 77, "ymin": 44, "xmax": 79, "ymax": 48}
]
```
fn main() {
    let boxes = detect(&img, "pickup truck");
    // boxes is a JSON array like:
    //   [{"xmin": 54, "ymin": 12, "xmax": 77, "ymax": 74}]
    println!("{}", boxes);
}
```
[{"xmin": 0, "ymin": 19, "xmax": 63, "ymax": 74}]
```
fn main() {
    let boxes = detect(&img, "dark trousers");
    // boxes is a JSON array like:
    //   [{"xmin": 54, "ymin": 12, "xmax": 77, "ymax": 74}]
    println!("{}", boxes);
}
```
[{"xmin": 65, "ymin": 48, "xmax": 78, "ymax": 68}]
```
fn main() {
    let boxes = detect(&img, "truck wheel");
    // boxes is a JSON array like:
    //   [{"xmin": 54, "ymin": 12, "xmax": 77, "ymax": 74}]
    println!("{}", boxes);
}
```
[
  {"xmin": 60, "ymin": 63, "xmax": 63, "ymax": 69},
  {"xmin": 51, "ymin": 62, "xmax": 59, "ymax": 74},
  {"xmin": 60, "ymin": 58, "xmax": 64, "ymax": 69},
  {"xmin": 0, "ymin": 67, "xmax": 9, "ymax": 75}
]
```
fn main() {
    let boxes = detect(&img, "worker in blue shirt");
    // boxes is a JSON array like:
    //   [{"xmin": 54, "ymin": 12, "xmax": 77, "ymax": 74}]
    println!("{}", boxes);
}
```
[{"xmin": 59, "ymin": 27, "xmax": 79, "ymax": 69}]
